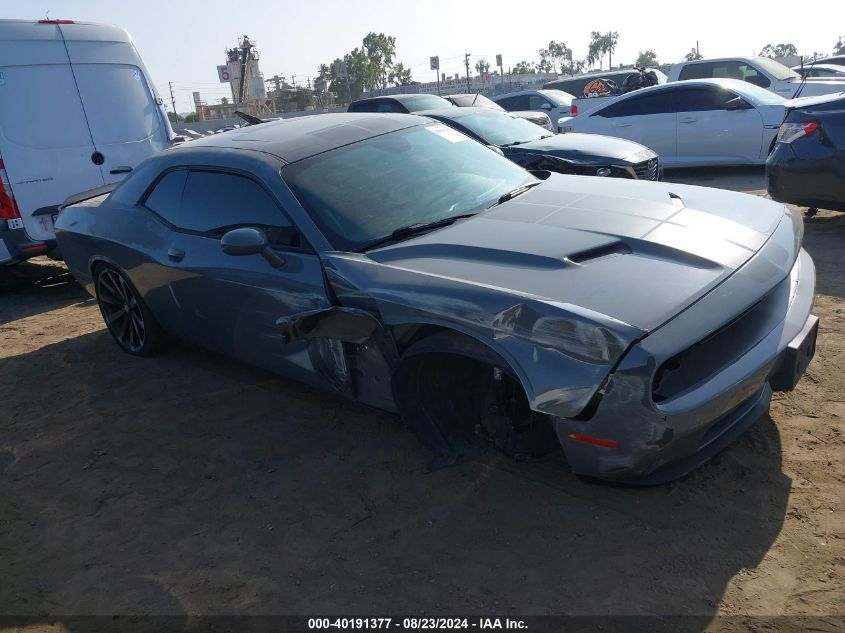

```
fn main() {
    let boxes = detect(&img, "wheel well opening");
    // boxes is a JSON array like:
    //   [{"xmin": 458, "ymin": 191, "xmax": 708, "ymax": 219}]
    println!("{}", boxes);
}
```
[{"xmin": 391, "ymin": 329, "xmax": 560, "ymax": 468}]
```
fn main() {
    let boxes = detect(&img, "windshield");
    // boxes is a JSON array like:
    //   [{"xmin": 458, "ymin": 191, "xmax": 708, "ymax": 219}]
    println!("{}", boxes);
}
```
[
  {"xmin": 283, "ymin": 124, "xmax": 535, "ymax": 252},
  {"xmin": 447, "ymin": 94, "xmax": 503, "ymax": 110},
  {"xmin": 754, "ymin": 57, "xmax": 801, "ymax": 81},
  {"xmin": 730, "ymin": 80, "xmax": 787, "ymax": 105},
  {"xmin": 541, "ymin": 89, "xmax": 575, "ymax": 106},
  {"xmin": 449, "ymin": 111, "xmax": 551, "ymax": 146},
  {"xmin": 401, "ymin": 95, "xmax": 456, "ymax": 112}
]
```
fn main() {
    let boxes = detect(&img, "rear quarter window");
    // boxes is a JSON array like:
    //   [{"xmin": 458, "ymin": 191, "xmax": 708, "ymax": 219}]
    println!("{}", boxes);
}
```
[{"xmin": 678, "ymin": 63, "xmax": 713, "ymax": 80}]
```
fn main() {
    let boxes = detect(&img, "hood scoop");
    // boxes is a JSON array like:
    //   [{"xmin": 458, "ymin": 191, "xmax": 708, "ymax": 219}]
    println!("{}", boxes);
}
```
[{"xmin": 566, "ymin": 242, "xmax": 631, "ymax": 265}]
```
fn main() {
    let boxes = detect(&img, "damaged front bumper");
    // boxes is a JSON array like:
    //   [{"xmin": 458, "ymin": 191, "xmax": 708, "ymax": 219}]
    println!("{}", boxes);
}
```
[{"xmin": 553, "ymin": 246, "xmax": 817, "ymax": 485}]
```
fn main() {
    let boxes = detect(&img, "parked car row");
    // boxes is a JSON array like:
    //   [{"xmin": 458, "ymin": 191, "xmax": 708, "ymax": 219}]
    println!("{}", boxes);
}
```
[
  {"xmin": 561, "ymin": 79, "xmax": 786, "ymax": 167},
  {"xmin": 54, "ymin": 112, "xmax": 818, "ymax": 484}
]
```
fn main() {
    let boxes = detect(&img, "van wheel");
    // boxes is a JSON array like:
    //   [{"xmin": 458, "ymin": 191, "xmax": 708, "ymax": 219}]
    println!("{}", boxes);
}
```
[{"xmin": 94, "ymin": 265, "xmax": 163, "ymax": 356}]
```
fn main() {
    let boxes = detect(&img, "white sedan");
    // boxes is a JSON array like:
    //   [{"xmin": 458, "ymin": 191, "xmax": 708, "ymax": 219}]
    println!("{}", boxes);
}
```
[{"xmin": 560, "ymin": 79, "xmax": 786, "ymax": 167}]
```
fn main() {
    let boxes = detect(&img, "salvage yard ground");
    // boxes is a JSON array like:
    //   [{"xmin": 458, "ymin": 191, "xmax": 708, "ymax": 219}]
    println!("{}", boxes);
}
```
[{"xmin": 0, "ymin": 168, "xmax": 843, "ymax": 628}]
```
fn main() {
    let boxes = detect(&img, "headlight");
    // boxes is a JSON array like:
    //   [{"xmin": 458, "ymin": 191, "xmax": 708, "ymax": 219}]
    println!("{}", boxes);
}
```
[{"xmin": 596, "ymin": 167, "xmax": 612, "ymax": 177}]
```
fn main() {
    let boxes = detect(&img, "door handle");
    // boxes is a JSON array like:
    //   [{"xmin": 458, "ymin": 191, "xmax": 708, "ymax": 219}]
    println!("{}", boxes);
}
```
[
  {"xmin": 613, "ymin": 122, "xmax": 632, "ymax": 128},
  {"xmin": 680, "ymin": 117, "xmax": 697, "ymax": 124},
  {"xmin": 109, "ymin": 166, "xmax": 133, "ymax": 175},
  {"xmin": 167, "ymin": 247, "xmax": 185, "ymax": 262}
]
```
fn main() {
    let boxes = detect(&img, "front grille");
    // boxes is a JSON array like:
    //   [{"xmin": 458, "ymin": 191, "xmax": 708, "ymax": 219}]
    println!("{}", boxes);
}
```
[
  {"xmin": 633, "ymin": 157, "xmax": 660, "ymax": 181},
  {"xmin": 651, "ymin": 276, "xmax": 791, "ymax": 403}
]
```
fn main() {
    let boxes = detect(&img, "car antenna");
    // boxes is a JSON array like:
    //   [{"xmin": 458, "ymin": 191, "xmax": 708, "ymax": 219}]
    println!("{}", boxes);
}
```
[
  {"xmin": 471, "ymin": 91, "xmax": 480, "ymax": 106},
  {"xmin": 791, "ymin": 54, "xmax": 816, "ymax": 100}
]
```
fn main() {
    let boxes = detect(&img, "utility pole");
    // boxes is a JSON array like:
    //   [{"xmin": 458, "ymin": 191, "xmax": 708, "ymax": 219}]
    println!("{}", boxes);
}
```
[
  {"xmin": 464, "ymin": 53, "xmax": 471, "ymax": 94},
  {"xmin": 291, "ymin": 74, "xmax": 297, "ymax": 89},
  {"xmin": 607, "ymin": 32, "xmax": 612, "ymax": 70},
  {"xmin": 696, "ymin": 40, "xmax": 700, "ymax": 58},
  {"xmin": 167, "ymin": 82, "xmax": 178, "ymax": 123}
]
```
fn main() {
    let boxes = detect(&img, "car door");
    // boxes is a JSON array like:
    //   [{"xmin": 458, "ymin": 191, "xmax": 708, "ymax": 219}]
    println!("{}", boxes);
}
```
[
  {"xmin": 673, "ymin": 86, "xmax": 764, "ymax": 165},
  {"xmin": 71, "ymin": 63, "xmax": 170, "ymax": 182},
  {"xmin": 143, "ymin": 167, "xmax": 334, "ymax": 384},
  {"xmin": 589, "ymin": 91, "xmax": 677, "ymax": 162}
]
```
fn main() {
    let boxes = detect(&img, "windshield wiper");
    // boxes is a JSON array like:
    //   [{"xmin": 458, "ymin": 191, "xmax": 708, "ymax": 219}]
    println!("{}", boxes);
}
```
[
  {"xmin": 360, "ymin": 213, "xmax": 477, "ymax": 252},
  {"xmin": 499, "ymin": 140, "xmax": 527, "ymax": 147},
  {"xmin": 489, "ymin": 181, "xmax": 542, "ymax": 207}
]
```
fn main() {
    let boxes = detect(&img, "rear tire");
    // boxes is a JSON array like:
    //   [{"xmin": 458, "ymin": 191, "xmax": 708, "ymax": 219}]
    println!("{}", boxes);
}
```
[{"xmin": 94, "ymin": 264, "xmax": 163, "ymax": 357}]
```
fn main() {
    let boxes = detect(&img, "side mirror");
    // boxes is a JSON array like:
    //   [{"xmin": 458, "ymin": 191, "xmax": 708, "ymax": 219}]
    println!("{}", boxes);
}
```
[
  {"xmin": 725, "ymin": 96, "xmax": 752, "ymax": 110},
  {"xmin": 221, "ymin": 227, "xmax": 285, "ymax": 267},
  {"xmin": 539, "ymin": 102, "xmax": 552, "ymax": 111},
  {"xmin": 221, "ymin": 227, "xmax": 267, "ymax": 256}
]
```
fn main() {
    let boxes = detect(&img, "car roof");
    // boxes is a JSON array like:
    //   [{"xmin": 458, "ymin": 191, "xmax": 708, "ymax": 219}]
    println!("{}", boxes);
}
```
[
  {"xmin": 418, "ymin": 107, "xmax": 511, "ymax": 119},
  {"xmin": 176, "ymin": 113, "xmax": 424, "ymax": 164},
  {"xmin": 677, "ymin": 56, "xmax": 767, "ymax": 65},
  {"xmin": 604, "ymin": 78, "xmax": 761, "ymax": 96},
  {"xmin": 792, "ymin": 63, "xmax": 844, "ymax": 72},
  {"xmin": 351, "ymin": 93, "xmax": 440, "ymax": 104}
]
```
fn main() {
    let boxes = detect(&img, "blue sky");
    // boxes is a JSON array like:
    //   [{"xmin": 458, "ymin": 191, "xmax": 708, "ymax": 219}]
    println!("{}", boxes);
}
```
[{"xmin": 7, "ymin": 0, "xmax": 844, "ymax": 112}]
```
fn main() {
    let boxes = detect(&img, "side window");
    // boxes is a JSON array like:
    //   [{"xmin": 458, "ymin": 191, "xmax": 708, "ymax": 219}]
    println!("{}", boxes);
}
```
[
  {"xmin": 527, "ymin": 94, "xmax": 549, "ymax": 110},
  {"xmin": 507, "ymin": 95, "xmax": 530, "ymax": 111},
  {"xmin": 348, "ymin": 101, "xmax": 367, "ymax": 113},
  {"xmin": 495, "ymin": 96, "xmax": 517, "ymax": 110},
  {"xmin": 144, "ymin": 170, "xmax": 187, "ymax": 223},
  {"xmin": 678, "ymin": 62, "xmax": 712, "ymax": 80},
  {"xmin": 376, "ymin": 100, "xmax": 403, "ymax": 112},
  {"xmin": 741, "ymin": 64, "xmax": 771, "ymax": 88},
  {"xmin": 180, "ymin": 171, "xmax": 288, "ymax": 234},
  {"xmin": 597, "ymin": 91, "xmax": 674, "ymax": 117},
  {"xmin": 144, "ymin": 170, "xmax": 305, "ymax": 249},
  {"xmin": 672, "ymin": 88, "xmax": 735, "ymax": 112}
]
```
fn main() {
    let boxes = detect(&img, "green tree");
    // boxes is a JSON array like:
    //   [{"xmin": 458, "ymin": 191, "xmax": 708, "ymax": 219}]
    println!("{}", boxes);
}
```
[
  {"xmin": 684, "ymin": 47, "xmax": 703, "ymax": 61},
  {"xmin": 184, "ymin": 112, "xmax": 198, "ymax": 123},
  {"xmin": 587, "ymin": 31, "xmax": 619, "ymax": 69},
  {"xmin": 833, "ymin": 39, "xmax": 844, "ymax": 55},
  {"xmin": 760, "ymin": 43, "xmax": 798, "ymax": 59},
  {"xmin": 635, "ymin": 49, "xmax": 659, "ymax": 68},
  {"xmin": 361, "ymin": 32, "xmax": 397, "ymax": 90},
  {"xmin": 324, "ymin": 48, "xmax": 367, "ymax": 102},
  {"xmin": 390, "ymin": 62, "xmax": 413, "ymax": 86},
  {"xmin": 538, "ymin": 41, "xmax": 574, "ymax": 74},
  {"xmin": 474, "ymin": 58, "xmax": 490, "ymax": 75},
  {"xmin": 512, "ymin": 60, "xmax": 536, "ymax": 74}
]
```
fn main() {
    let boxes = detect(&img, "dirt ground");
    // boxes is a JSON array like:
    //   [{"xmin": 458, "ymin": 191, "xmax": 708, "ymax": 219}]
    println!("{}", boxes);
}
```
[{"xmin": 1, "ymin": 167, "xmax": 843, "ymax": 630}]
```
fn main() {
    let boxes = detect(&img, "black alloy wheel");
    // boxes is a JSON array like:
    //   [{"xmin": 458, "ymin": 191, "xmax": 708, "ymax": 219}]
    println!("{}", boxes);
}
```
[{"xmin": 95, "ymin": 266, "xmax": 161, "ymax": 356}]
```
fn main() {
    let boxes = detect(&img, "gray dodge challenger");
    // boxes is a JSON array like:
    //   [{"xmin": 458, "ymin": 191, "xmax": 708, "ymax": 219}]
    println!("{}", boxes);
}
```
[{"xmin": 55, "ymin": 113, "xmax": 818, "ymax": 484}]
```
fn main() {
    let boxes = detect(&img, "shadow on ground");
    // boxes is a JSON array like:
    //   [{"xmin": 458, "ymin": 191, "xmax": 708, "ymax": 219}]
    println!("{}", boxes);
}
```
[
  {"xmin": 0, "ymin": 329, "xmax": 792, "ymax": 628},
  {"xmin": 0, "ymin": 259, "xmax": 88, "ymax": 325},
  {"xmin": 663, "ymin": 166, "xmax": 767, "ymax": 193}
]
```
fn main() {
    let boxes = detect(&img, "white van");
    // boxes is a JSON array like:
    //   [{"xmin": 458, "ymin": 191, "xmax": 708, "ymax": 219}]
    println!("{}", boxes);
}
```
[{"xmin": 0, "ymin": 19, "xmax": 173, "ymax": 264}]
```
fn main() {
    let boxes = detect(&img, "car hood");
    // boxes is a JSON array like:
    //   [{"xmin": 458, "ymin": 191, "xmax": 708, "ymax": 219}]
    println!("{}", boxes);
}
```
[
  {"xmin": 508, "ymin": 133, "xmax": 654, "ymax": 163},
  {"xmin": 350, "ymin": 175, "xmax": 792, "ymax": 336}
]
